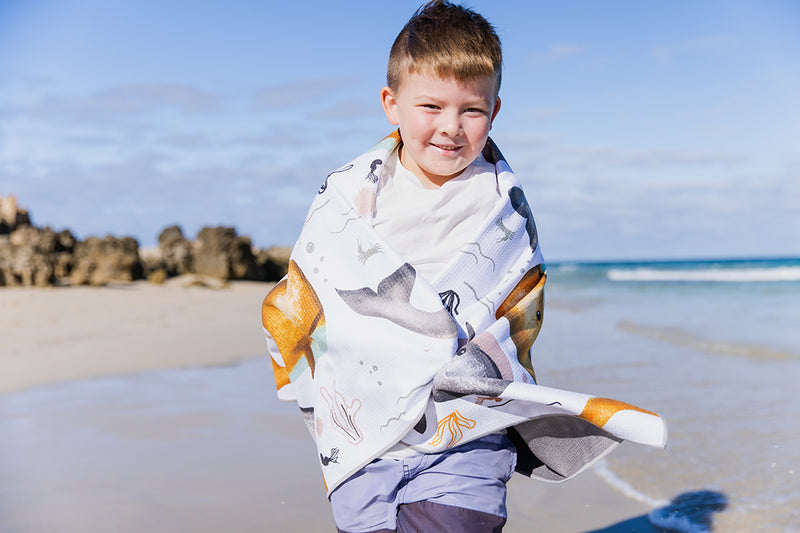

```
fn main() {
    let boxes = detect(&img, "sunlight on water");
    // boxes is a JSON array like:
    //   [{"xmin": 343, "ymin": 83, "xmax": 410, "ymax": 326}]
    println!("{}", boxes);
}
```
[{"xmin": 543, "ymin": 257, "xmax": 800, "ymax": 532}]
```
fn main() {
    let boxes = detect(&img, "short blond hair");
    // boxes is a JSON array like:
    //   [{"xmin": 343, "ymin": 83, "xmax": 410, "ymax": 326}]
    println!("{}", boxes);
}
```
[{"xmin": 387, "ymin": 1, "xmax": 502, "ymax": 93}]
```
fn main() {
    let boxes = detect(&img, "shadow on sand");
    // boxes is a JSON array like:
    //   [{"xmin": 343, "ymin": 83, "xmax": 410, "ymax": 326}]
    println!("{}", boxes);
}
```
[{"xmin": 586, "ymin": 490, "xmax": 728, "ymax": 533}]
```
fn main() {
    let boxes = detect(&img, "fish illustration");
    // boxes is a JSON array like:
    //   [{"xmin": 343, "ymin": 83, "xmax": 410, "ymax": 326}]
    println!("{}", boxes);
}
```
[
  {"xmin": 262, "ymin": 260, "xmax": 327, "ymax": 390},
  {"xmin": 336, "ymin": 263, "xmax": 457, "ymax": 339},
  {"xmin": 496, "ymin": 265, "xmax": 545, "ymax": 380}
]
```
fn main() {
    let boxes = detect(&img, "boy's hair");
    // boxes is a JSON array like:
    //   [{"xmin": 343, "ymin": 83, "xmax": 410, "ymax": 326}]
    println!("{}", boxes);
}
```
[{"xmin": 387, "ymin": 0, "xmax": 502, "ymax": 93}]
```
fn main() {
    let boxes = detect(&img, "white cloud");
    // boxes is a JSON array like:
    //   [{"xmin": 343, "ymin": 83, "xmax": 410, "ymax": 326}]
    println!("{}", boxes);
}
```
[
  {"xmin": 7, "ymin": 83, "xmax": 227, "ymax": 121},
  {"xmin": 530, "ymin": 44, "xmax": 587, "ymax": 66},
  {"xmin": 250, "ymin": 77, "xmax": 356, "ymax": 109},
  {"xmin": 651, "ymin": 35, "xmax": 735, "ymax": 61},
  {"xmin": 555, "ymin": 145, "xmax": 745, "ymax": 171}
]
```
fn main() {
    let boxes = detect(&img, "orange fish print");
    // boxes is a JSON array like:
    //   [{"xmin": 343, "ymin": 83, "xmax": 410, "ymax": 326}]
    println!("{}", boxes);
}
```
[
  {"xmin": 496, "ymin": 265, "xmax": 546, "ymax": 381},
  {"xmin": 262, "ymin": 260, "xmax": 326, "ymax": 391}
]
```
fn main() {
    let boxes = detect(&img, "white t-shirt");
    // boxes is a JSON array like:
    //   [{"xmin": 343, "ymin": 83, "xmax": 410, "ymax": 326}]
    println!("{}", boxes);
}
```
[
  {"xmin": 372, "ymin": 147, "xmax": 501, "ymax": 458},
  {"xmin": 372, "ymin": 148, "xmax": 501, "ymax": 284}
]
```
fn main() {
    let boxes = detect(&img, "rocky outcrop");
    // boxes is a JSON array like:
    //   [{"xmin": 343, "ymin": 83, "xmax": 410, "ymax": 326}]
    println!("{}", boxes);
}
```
[
  {"xmin": 70, "ymin": 236, "xmax": 143, "ymax": 287},
  {"xmin": 193, "ymin": 226, "xmax": 261, "ymax": 280},
  {"xmin": 158, "ymin": 225, "xmax": 193, "ymax": 276},
  {"xmin": 0, "ymin": 195, "xmax": 31, "ymax": 234},
  {"xmin": 0, "ymin": 226, "xmax": 76, "ymax": 287},
  {"xmin": 0, "ymin": 196, "xmax": 290, "ymax": 287},
  {"xmin": 256, "ymin": 246, "xmax": 292, "ymax": 281}
]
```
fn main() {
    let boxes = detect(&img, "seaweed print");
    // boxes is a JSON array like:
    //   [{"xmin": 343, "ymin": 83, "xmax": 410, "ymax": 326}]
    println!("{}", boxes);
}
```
[
  {"xmin": 365, "ymin": 159, "xmax": 382, "ymax": 183},
  {"xmin": 357, "ymin": 240, "xmax": 383, "ymax": 264},
  {"xmin": 320, "ymin": 387, "xmax": 363, "ymax": 444},
  {"xmin": 429, "ymin": 410, "xmax": 476, "ymax": 449},
  {"xmin": 495, "ymin": 217, "xmax": 515, "ymax": 242}
]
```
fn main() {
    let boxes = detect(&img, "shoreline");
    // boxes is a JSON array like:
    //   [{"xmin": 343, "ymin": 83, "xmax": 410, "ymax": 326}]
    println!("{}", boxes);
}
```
[
  {"xmin": 1, "ymin": 280, "xmax": 658, "ymax": 532},
  {"xmin": 1, "ymin": 279, "xmax": 275, "ymax": 395}
]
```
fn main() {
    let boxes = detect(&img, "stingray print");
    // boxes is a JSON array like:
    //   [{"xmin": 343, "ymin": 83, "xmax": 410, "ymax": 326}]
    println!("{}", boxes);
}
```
[
  {"xmin": 509, "ymin": 186, "xmax": 538, "ymax": 250},
  {"xmin": 262, "ymin": 260, "xmax": 327, "ymax": 390},
  {"xmin": 319, "ymin": 164, "xmax": 354, "ymax": 194},
  {"xmin": 336, "ymin": 263, "xmax": 458, "ymax": 339}
]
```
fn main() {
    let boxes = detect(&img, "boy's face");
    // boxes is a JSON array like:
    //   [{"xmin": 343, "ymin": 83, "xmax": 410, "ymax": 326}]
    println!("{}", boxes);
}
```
[{"xmin": 380, "ymin": 71, "xmax": 501, "ymax": 188}]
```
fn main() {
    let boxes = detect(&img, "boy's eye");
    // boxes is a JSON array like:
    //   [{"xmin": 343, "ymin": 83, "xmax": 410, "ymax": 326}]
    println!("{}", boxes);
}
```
[
  {"xmin": 465, "ymin": 107, "xmax": 486, "ymax": 114},
  {"xmin": 421, "ymin": 104, "xmax": 440, "ymax": 110}
]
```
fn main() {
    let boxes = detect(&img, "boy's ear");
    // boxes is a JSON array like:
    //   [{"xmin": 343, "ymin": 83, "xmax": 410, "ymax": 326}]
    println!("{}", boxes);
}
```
[
  {"xmin": 490, "ymin": 96, "xmax": 502, "ymax": 127},
  {"xmin": 380, "ymin": 86, "xmax": 400, "ymax": 125}
]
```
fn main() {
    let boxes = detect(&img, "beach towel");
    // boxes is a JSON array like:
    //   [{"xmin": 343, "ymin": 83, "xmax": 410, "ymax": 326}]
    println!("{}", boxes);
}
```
[{"xmin": 262, "ymin": 131, "xmax": 667, "ymax": 493}]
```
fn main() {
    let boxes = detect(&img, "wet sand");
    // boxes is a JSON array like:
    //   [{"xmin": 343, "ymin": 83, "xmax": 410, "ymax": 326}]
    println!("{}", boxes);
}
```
[{"xmin": 0, "ymin": 281, "xmax": 657, "ymax": 532}]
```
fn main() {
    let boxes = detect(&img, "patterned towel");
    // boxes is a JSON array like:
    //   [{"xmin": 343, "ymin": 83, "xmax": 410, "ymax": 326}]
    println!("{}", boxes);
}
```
[{"xmin": 262, "ymin": 131, "xmax": 667, "ymax": 493}]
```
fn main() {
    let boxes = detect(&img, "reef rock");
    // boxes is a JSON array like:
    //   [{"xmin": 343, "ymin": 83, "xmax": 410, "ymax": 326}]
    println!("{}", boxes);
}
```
[
  {"xmin": 0, "ymin": 226, "xmax": 76, "ymax": 287},
  {"xmin": 70, "ymin": 236, "xmax": 143, "ymax": 286},
  {"xmin": 0, "ymin": 195, "xmax": 32, "ymax": 234},
  {"xmin": 158, "ymin": 225, "xmax": 193, "ymax": 276},
  {"xmin": 193, "ymin": 226, "xmax": 259, "ymax": 280},
  {"xmin": 256, "ymin": 246, "xmax": 292, "ymax": 281}
]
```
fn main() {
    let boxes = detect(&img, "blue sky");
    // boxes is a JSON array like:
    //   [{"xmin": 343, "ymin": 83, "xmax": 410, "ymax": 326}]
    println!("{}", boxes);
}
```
[{"xmin": 1, "ymin": 0, "xmax": 798, "ymax": 260}]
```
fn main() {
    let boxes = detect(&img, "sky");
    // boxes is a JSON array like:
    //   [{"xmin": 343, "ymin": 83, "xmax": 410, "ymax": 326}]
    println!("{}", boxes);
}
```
[{"xmin": 1, "ymin": 0, "xmax": 798, "ymax": 261}]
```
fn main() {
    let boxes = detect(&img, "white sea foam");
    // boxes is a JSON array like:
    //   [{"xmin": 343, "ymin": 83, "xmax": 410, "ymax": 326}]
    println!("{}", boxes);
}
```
[
  {"xmin": 593, "ymin": 459, "xmax": 669, "ymax": 508},
  {"xmin": 607, "ymin": 266, "xmax": 800, "ymax": 282}
]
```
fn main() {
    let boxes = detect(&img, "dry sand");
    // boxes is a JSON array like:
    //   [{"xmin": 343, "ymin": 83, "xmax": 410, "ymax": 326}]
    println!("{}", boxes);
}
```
[
  {"xmin": 0, "ymin": 281, "xmax": 657, "ymax": 532},
  {"xmin": 0, "ymin": 279, "xmax": 272, "ymax": 395}
]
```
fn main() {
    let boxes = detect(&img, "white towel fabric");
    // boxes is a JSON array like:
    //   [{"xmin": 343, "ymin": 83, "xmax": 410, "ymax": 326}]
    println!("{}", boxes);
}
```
[
  {"xmin": 372, "ymin": 149, "xmax": 500, "ymax": 283},
  {"xmin": 262, "ymin": 131, "xmax": 667, "ymax": 494}
]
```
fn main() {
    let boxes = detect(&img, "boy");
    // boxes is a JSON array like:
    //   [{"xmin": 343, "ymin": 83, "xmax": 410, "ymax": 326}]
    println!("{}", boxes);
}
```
[{"xmin": 262, "ymin": 2, "xmax": 666, "ymax": 532}]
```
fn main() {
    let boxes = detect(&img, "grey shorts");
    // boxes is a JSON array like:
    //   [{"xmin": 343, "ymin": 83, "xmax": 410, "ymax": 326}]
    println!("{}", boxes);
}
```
[{"xmin": 329, "ymin": 433, "xmax": 517, "ymax": 533}]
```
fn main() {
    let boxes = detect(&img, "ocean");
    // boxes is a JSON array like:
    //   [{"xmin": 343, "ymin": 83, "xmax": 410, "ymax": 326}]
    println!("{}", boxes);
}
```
[
  {"xmin": 1, "ymin": 257, "xmax": 797, "ymax": 532},
  {"xmin": 537, "ymin": 257, "xmax": 800, "ymax": 533}
]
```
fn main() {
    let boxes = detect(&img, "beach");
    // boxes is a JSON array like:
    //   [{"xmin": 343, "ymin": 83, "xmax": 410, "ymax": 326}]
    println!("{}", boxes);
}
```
[
  {"xmin": 4, "ymin": 259, "xmax": 798, "ymax": 532},
  {"xmin": 1, "ymin": 279, "xmax": 659, "ymax": 533}
]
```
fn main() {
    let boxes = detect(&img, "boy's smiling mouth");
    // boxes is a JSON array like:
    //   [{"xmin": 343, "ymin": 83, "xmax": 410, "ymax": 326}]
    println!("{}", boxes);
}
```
[{"xmin": 431, "ymin": 143, "xmax": 460, "ymax": 152}]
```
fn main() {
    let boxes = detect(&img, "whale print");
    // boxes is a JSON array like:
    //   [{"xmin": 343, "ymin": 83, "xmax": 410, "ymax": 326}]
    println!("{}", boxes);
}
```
[
  {"xmin": 262, "ymin": 132, "xmax": 667, "ymax": 495},
  {"xmin": 432, "ymin": 339, "xmax": 508, "ymax": 402},
  {"xmin": 336, "ymin": 263, "xmax": 458, "ymax": 339},
  {"xmin": 509, "ymin": 186, "xmax": 538, "ymax": 250}
]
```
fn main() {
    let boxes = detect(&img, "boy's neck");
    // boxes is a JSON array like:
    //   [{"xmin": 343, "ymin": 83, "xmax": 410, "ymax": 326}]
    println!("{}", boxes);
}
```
[{"xmin": 398, "ymin": 145, "xmax": 468, "ymax": 189}]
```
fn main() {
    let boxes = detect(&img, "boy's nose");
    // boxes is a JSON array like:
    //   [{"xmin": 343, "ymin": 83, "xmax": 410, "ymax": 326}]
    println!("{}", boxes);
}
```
[{"xmin": 437, "ymin": 111, "xmax": 461, "ymax": 137}]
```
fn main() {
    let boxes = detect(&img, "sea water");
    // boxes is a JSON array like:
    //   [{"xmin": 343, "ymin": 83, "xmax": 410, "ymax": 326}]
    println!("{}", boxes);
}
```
[
  {"xmin": 536, "ymin": 257, "xmax": 800, "ymax": 533},
  {"xmin": 1, "ymin": 258, "xmax": 797, "ymax": 532}
]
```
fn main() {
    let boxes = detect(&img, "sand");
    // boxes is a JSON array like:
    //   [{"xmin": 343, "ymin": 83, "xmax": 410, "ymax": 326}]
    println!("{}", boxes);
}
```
[
  {"xmin": 0, "ymin": 279, "xmax": 272, "ymax": 395},
  {"xmin": 0, "ymin": 280, "xmax": 658, "ymax": 532}
]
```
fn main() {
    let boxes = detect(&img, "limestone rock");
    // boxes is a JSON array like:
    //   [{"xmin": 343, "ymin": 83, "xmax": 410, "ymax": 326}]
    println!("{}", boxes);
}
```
[
  {"xmin": 0, "ymin": 237, "xmax": 54, "ymax": 287},
  {"xmin": 193, "ymin": 226, "xmax": 259, "ymax": 280},
  {"xmin": 0, "ymin": 226, "xmax": 76, "ymax": 287},
  {"xmin": 158, "ymin": 225, "xmax": 193, "ymax": 276},
  {"xmin": 0, "ymin": 195, "xmax": 32, "ymax": 234},
  {"xmin": 70, "ymin": 236, "xmax": 143, "ymax": 286},
  {"xmin": 256, "ymin": 246, "xmax": 292, "ymax": 281}
]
